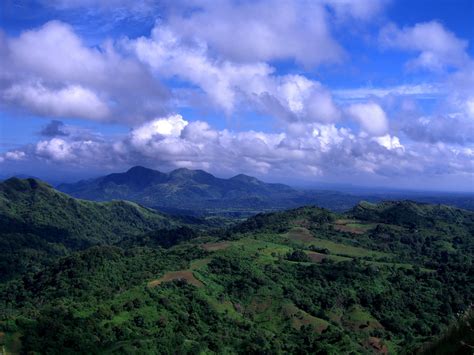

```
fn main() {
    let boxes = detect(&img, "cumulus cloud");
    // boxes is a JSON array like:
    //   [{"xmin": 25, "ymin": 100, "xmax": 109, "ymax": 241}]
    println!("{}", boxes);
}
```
[
  {"xmin": 4, "ymin": 151, "xmax": 26, "ymax": 161},
  {"xmin": 4, "ymin": 83, "xmax": 109, "ymax": 120},
  {"xmin": 127, "ymin": 25, "xmax": 341, "ymax": 122},
  {"xmin": 3, "ymin": 114, "xmax": 472, "ymax": 187},
  {"xmin": 165, "ymin": 1, "xmax": 344, "ymax": 67},
  {"xmin": 0, "ymin": 21, "xmax": 168, "ymax": 122},
  {"xmin": 346, "ymin": 102, "xmax": 389, "ymax": 136},
  {"xmin": 373, "ymin": 135, "xmax": 404, "ymax": 151},
  {"xmin": 380, "ymin": 21, "xmax": 469, "ymax": 71}
]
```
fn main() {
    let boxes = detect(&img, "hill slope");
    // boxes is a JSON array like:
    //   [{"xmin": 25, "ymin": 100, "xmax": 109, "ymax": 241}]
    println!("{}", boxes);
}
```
[
  {"xmin": 58, "ymin": 166, "xmax": 299, "ymax": 214},
  {"xmin": 0, "ymin": 200, "xmax": 472, "ymax": 353},
  {"xmin": 0, "ymin": 177, "xmax": 179, "ymax": 281}
]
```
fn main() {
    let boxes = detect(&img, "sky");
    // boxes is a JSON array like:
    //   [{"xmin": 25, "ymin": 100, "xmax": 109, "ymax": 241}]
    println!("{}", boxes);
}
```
[{"xmin": 0, "ymin": 0, "xmax": 473, "ymax": 191}]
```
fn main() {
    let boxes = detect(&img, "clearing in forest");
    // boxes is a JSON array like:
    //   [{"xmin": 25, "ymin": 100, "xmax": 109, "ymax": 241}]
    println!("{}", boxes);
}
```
[
  {"xmin": 286, "ymin": 227, "xmax": 315, "ymax": 243},
  {"xmin": 333, "ymin": 219, "xmax": 374, "ymax": 234},
  {"xmin": 307, "ymin": 251, "xmax": 327, "ymax": 263},
  {"xmin": 343, "ymin": 306, "xmax": 383, "ymax": 332},
  {"xmin": 201, "ymin": 241, "xmax": 232, "ymax": 251},
  {"xmin": 282, "ymin": 303, "xmax": 329, "ymax": 333},
  {"xmin": 148, "ymin": 270, "xmax": 204, "ymax": 288}
]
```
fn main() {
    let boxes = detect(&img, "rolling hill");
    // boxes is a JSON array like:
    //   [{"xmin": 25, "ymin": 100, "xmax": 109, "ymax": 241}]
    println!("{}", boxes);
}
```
[
  {"xmin": 0, "ymin": 196, "xmax": 472, "ymax": 353},
  {"xmin": 0, "ymin": 177, "xmax": 181, "ymax": 281}
]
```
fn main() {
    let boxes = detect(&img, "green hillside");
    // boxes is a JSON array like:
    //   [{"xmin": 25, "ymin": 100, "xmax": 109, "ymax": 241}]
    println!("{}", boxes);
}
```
[
  {"xmin": 0, "ymin": 178, "xmax": 179, "ymax": 281},
  {"xmin": 0, "ymin": 190, "xmax": 472, "ymax": 354}
]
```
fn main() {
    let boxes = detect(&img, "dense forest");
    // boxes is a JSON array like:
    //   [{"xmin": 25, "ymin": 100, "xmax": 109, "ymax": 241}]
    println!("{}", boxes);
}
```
[{"xmin": 0, "ymin": 179, "xmax": 473, "ymax": 354}]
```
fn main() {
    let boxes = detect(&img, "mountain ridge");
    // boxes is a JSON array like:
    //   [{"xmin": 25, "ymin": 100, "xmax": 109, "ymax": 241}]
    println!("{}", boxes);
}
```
[
  {"xmin": 57, "ymin": 166, "xmax": 298, "ymax": 213},
  {"xmin": 0, "ymin": 177, "xmax": 182, "ymax": 281}
]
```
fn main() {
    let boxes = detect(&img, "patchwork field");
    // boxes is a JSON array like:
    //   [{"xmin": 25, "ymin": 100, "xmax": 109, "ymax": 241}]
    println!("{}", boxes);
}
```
[{"xmin": 333, "ymin": 219, "xmax": 375, "ymax": 234}]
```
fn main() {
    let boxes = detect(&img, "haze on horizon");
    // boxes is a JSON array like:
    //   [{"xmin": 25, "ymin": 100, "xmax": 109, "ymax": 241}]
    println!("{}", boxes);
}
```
[{"xmin": 0, "ymin": 0, "xmax": 473, "ymax": 192}]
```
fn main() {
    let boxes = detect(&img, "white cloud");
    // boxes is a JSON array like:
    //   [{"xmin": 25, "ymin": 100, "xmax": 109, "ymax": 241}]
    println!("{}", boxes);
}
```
[
  {"xmin": 346, "ymin": 102, "xmax": 389, "ymax": 136},
  {"xmin": 130, "ymin": 114, "xmax": 189, "ymax": 146},
  {"xmin": 380, "ymin": 21, "xmax": 469, "ymax": 71},
  {"xmin": 4, "ymin": 151, "xmax": 26, "ymax": 161},
  {"xmin": 165, "ymin": 1, "xmax": 344, "ymax": 67},
  {"xmin": 36, "ymin": 138, "xmax": 73, "ymax": 161},
  {"xmin": 127, "ymin": 26, "xmax": 341, "ymax": 122},
  {"xmin": 0, "ymin": 21, "xmax": 167, "ymax": 122},
  {"xmin": 4, "ymin": 83, "xmax": 109, "ymax": 120},
  {"xmin": 373, "ymin": 135, "xmax": 404, "ymax": 151},
  {"xmin": 3, "ymin": 113, "xmax": 473, "ymax": 188}
]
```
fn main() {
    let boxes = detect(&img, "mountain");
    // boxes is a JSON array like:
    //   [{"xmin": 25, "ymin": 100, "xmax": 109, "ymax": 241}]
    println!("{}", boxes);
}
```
[
  {"xmin": 0, "ymin": 177, "xmax": 181, "ymax": 281},
  {"xmin": 349, "ymin": 200, "xmax": 473, "ymax": 227},
  {"xmin": 1, "ymin": 200, "xmax": 472, "ymax": 353},
  {"xmin": 57, "ymin": 167, "xmax": 474, "ymax": 216},
  {"xmin": 58, "ymin": 166, "xmax": 298, "ymax": 214}
]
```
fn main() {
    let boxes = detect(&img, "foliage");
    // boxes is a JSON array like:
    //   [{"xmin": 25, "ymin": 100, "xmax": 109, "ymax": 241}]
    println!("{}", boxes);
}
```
[{"xmin": 0, "ymin": 182, "xmax": 473, "ymax": 353}]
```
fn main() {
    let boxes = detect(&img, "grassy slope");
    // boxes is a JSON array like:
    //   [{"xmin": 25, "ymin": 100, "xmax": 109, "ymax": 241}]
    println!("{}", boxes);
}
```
[{"xmin": 0, "ymin": 200, "xmax": 472, "ymax": 353}]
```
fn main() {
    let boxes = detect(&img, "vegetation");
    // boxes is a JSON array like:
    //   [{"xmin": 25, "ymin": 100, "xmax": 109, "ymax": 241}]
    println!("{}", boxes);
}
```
[
  {"xmin": 0, "ymin": 178, "xmax": 183, "ymax": 282},
  {"xmin": 0, "ymin": 179, "xmax": 473, "ymax": 353}
]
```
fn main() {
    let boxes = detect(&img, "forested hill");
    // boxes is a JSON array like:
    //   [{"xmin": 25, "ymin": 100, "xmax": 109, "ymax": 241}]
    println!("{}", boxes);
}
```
[
  {"xmin": 57, "ymin": 166, "xmax": 298, "ymax": 213},
  {"xmin": 0, "ymin": 195, "xmax": 473, "ymax": 353},
  {"xmin": 0, "ymin": 177, "xmax": 181, "ymax": 281}
]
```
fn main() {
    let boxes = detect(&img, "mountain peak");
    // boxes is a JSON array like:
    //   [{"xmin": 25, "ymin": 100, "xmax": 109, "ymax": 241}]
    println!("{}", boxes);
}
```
[
  {"xmin": 126, "ymin": 166, "xmax": 157, "ymax": 174},
  {"xmin": 169, "ymin": 168, "xmax": 216, "ymax": 183},
  {"xmin": 2, "ymin": 177, "xmax": 52, "ymax": 193},
  {"xmin": 230, "ymin": 174, "xmax": 261, "ymax": 184}
]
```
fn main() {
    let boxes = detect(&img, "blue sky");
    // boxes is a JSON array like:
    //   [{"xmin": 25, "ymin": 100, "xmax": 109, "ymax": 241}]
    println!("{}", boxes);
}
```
[{"xmin": 0, "ymin": 0, "xmax": 473, "ymax": 191}]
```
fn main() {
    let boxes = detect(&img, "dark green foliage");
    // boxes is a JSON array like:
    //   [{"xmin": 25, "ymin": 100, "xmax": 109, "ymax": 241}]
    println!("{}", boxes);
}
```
[
  {"xmin": 0, "ymin": 188, "xmax": 473, "ymax": 354},
  {"xmin": 118, "ymin": 226, "xmax": 199, "ymax": 249},
  {"xmin": 0, "ymin": 178, "xmax": 180, "ymax": 281},
  {"xmin": 232, "ymin": 206, "xmax": 333, "ymax": 234},
  {"xmin": 419, "ymin": 307, "xmax": 474, "ymax": 354},
  {"xmin": 286, "ymin": 249, "xmax": 311, "ymax": 262},
  {"xmin": 350, "ymin": 200, "xmax": 472, "ymax": 228}
]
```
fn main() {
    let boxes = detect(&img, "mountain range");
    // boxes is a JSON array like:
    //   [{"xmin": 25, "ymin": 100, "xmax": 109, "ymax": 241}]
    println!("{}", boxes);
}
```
[
  {"xmin": 58, "ymin": 166, "xmax": 301, "ymax": 215},
  {"xmin": 57, "ymin": 166, "xmax": 474, "ymax": 216}
]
